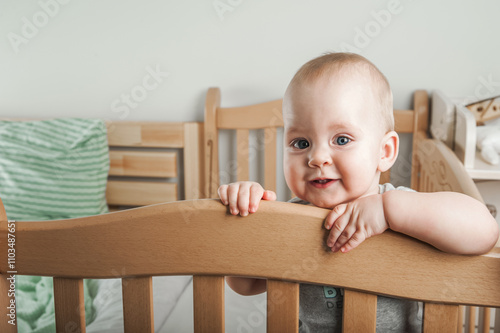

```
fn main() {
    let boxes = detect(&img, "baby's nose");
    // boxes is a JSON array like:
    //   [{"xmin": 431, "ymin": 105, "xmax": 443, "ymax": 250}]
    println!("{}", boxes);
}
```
[{"xmin": 308, "ymin": 147, "xmax": 333, "ymax": 168}]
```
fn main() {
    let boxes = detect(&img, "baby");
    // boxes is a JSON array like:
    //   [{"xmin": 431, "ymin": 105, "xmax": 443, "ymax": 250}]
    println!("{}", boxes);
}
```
[{"xmin": 218, "ymin": 52, "xmax": 499, "ymax": 332}]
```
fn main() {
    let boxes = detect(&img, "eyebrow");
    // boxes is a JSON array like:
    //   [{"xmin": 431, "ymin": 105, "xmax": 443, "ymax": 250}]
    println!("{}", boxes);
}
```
[{"xmin": 285, "ymin": 122, "xmax": 359, "ymax": 134}]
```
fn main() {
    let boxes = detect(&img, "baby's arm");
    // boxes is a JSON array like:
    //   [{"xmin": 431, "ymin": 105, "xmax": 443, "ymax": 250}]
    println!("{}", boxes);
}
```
[
  {"xmin": 382, "ymin": 191, "xmax": 499, "ymax": 254},
  {"xmin": 325, "ymin": 191, "xmax": 499, "ymax": 255},
  {"xmin": 218, "ymin": 181, "xmax": 276, "ymax": 296}
]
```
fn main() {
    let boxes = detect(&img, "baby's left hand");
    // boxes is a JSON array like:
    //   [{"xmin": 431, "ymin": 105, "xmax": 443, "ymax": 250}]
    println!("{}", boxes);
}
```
[{"xmin": 324, "ymin": 194, "xmax": 388, "ymax": 253}]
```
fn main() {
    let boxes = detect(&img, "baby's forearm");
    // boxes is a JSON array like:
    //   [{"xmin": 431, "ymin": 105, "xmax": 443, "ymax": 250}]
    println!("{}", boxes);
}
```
[
  {"xmin": 225, "ymin": 276, "xmax": 266, "ymax": 296},
  {"xmin": 382, "ymin": 190, "xmax": 499, "ymax": 255}
]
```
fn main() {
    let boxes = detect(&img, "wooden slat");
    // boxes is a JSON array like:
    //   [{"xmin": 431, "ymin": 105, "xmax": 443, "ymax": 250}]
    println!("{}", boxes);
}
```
[
  {"xmin": 193, "ymin": 276, "xmax": 224, "ymax": 333},
  {"xmin": 106, "ymin": 180, "xmax": 177, "ymax": 206},
  {"xmin": 343, "ymin": 290, "xmax": 377, "ymax": 333},
  {"xmin": 411, "ymin": 90, "xmax": 429, "ymax": 190},
  {"xmin": 264, "ymin": 127, "xmax": 277, "ymax": 192},
  {"xmin": 107, "ymin": 122, "xmax": 185, "ymax": 148},
  {"xmin": 183, "ymin": 122, "xmax": 203, "ymax": 200},
  {"xmin": 53, "ymin": 278, "xmax": 86, "ymax": 333},
  {"xmin": 394, "ymin": 109, "xmax": 415, "ymax": 133},
  {"xmin": 457, "ymin": 306, "xmax": 463, "ymax": 333},
  {"xmin": 109, "ymin": 151, "xmax": 177, "ymax": 178},
  {"xmin": 495, "ymin": 308, "xmax": 500, "ymax": 333},
  {"xmin": 204, "ymin": 88, "xmax": 221, "ymax": 198},
  {"xmin": 217, "ymin": 100, "xmax": 283, "ymax": 129},
  {"xmin": 465, "ymin": 306, "xmax": 476, "ymax": 333},
  {"xmin": 478, "ymin": 307, "xmax": 491, "ymax": 333},
  {"xmin": 236, "ymin": 129, "xmax": 249, "ymax": 181},
  {"xmin": 424, "ymin": 303, "xmax": 459, "ymax": 333},
  {"xmin": 267, "ymin": 280, "xmax": 299, "ymax": 332},
  {"xmin": 380, "ymin": 170, "xmax": 391, "ymax": 184},
  {"xmin": 122, "ymin": 276, "xmax": 154, "ymax": 333}
]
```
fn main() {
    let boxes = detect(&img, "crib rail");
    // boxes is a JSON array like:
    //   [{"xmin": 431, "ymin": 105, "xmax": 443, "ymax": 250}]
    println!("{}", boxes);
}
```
[{"xmin": 1, "ymin": 199, "xmax": 500, "ymax": 332}]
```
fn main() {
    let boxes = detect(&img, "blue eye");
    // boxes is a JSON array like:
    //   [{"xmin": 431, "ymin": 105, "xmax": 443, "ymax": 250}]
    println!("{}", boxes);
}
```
[
  {"xmin": 336, "ymin": 136, "xmax": 350, "ymax": 146},
  {"xmin": 292, "ymin": 139, "xmax": 310, "ymax": 149}
]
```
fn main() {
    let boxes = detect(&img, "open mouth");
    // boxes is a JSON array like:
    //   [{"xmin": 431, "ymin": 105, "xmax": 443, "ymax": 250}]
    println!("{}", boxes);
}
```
[{"xmin": 310, "ymin": 178, "xmax": 335, "ymax": 187}]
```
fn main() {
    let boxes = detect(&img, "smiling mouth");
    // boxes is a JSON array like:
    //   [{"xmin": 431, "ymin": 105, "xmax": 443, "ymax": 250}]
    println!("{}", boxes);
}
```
[{"xmin": 310, "ymin": 178, "xmax": 336, "ymax": 188}]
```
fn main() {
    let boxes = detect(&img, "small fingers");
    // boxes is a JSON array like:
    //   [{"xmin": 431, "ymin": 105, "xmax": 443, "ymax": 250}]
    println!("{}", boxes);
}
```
[
  {"xmin": 248, "ymin": 185, "xmax": 265, "ymax": 214},
  {"xmin": 329, "ymin": 222, "xmax": 354, "ymax": 252},
  {"xmin": 339, "ymin": 231, "xmax": 366, "ymax": 253},
  {"xmin": 324, "ymin": 204, "xmax": 347, "ymax": 230},
  {"xmin": 326, "ymin": 213, "xmax": 350, "ymax": 251},
  {"xmin": 223, "ymin": 182, "xmax": 266, "ymax": 217},
  {"xmin": 218, "ymin": 185, "xmax": 229, "ymax": 206},
  {"xmin": 227, "ymin": 183, "xmax": 243, "ymax": 215},
  {"xmin": 262, "ymin": 190, "xmax": 277, "ymax": 202}
]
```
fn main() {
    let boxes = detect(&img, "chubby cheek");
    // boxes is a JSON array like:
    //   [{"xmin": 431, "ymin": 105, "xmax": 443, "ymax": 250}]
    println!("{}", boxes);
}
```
[{"xmin": 284, "ymin": 154, "xmax": 304, "ymax": 198}]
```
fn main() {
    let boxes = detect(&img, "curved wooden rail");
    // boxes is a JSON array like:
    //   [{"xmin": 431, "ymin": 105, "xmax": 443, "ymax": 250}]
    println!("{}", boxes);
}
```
[{"xmin": 1, "ymin": 198, "xmax": 499, "ymax": 308}]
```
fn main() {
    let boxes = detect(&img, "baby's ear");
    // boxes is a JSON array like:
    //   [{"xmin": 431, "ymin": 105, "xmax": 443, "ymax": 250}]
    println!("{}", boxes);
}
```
[{"xmin": 378, "ymin": 131, "xmax": 399, "ymax": 172}]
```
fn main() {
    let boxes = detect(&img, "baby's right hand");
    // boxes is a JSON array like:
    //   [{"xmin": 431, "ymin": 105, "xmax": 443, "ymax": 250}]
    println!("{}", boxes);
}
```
[{"xmin": 218, "ymin": 181, "xmax": 277, "ymax": 216}]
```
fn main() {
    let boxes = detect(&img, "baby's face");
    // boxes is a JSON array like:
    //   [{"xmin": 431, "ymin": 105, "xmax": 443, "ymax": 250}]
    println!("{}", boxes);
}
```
[{"xmin": 283, "ymin": 74, "xmax": 386, "ymax": 208}]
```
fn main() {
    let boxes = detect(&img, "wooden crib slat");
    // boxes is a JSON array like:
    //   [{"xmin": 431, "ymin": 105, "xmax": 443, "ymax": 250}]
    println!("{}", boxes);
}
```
[
  {"xmin": 236, "ymin": 129, "xmax": 249, "ymax": 181},
  {"xmin": 457, "ymin": 305, "xmax": 464, "ymax": 333},
  {"xmin": 380, "ymin": 170, "xmax": 391, "ymax": 184},
  {"xmin": 464, "ymin": 306, "xmax": 476, "ymax": 333},
  {"xmin": 217, "ymin": 100, "xmax": 283, "ymax": 129},
  {"xmin": 106, "ymin": 180, "xmax": 177, "ymax": 206},
  {"xmin": 107, "ymin": 122, "xmax": 185, "ymax": 148},
  {"xmin": 264, "ymin": 127, "xmax": 277, "ymax": 192},
  {"xmin": 394, "ymin": 109, "xmax": 415, "ymax": 133},
  {"xmin": 423, "ymin": 303, "xmax": 459, "ymax": 333},
  {"xmin": 267, "ymin": 280, "xmax": 299, "ymax": 332},
  {"xmin": 183, "ymin": 122, "xmax": 204, "ymax": 200},
  {"xmin": 122, "ymin": 276, "xmax": 154, "ymax": 333},
  {"xmin": 478, "ymin": 307, "xmax": 490, "ymax": 333},
  {"xmin": 109, "ymin": 151, "xmax": 177, "ymax": 178},
  {"xmin": 343, "ymin": 290, "xmax": 377, "ymax": 333},
  {"xmin": 193, "ymin": 275, "xmax": 224, "ymax": 333},
  {"xmin": 53, "ymin": 277, "xmax": 86, "ymax": 333},
  {"xmin": 495, "ymin": 308, "xmax": 500, "ymax": 333}
]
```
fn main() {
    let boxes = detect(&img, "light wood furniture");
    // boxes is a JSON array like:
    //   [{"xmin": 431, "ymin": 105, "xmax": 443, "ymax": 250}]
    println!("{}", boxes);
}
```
[
  {"xmin": 106, "ymin": 121, "xmax": 204, "ymax": 206},
  {"xmin": 1, "ymin": 199, "xmax": 499, "ymax": 333}
]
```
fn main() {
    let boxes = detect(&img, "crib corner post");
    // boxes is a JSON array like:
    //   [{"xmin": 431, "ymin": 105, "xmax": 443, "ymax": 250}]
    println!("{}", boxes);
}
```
[{"xmin": 0, "ymin": 199, "xmax": 17, "ymax": 332}]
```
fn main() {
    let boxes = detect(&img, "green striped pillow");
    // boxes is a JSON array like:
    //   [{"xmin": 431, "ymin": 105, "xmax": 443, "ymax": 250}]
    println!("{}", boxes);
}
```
[{"xmin": 0, "ymin": 118, "xmax": 109, "ymax": 221}]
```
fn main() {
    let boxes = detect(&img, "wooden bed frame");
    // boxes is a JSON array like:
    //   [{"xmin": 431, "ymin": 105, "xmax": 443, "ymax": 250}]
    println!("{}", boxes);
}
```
[
  {"xmin": 105, "ymin": 121, "xmax": 204, "ymax": 206},
  {"xmin": 1, "ymin": 90, "xmax": 499, "ymax": 333}
]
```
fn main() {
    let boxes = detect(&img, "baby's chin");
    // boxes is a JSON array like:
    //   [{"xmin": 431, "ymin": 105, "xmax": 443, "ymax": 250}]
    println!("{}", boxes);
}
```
[{"xmin": 305, "ymin": 197, "xmax": 340, "ymax": 209}]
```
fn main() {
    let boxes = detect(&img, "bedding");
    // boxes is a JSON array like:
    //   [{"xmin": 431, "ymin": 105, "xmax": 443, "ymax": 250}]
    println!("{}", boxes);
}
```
[
  {"xmin": 0, "ymin": 119, "xmax": 108, "ymax": 332},
  {"xmin": 0, "ymin": 118, "xmax": 109, "ymax": 220}
]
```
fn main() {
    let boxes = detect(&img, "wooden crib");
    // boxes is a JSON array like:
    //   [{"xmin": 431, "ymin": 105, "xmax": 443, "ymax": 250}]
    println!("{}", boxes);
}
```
[{"xmin": 1, "ymin": 90, "xmax": 499, "ymax": 333}]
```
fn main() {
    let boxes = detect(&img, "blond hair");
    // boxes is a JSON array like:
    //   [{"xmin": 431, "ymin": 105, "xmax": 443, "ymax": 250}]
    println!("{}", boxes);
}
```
[{"xmin": 288, "ymin": 52, "xmax": 394, "ymax": 131}]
